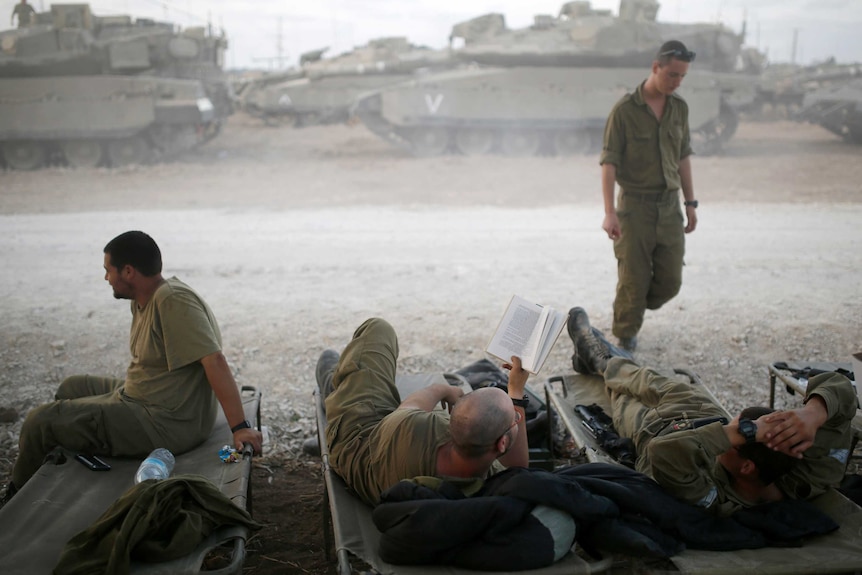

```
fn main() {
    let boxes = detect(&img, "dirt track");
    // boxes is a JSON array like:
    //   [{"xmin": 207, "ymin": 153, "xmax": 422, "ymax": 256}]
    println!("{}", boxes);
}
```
[{"xmin": 1, "ymin": 115, "xmax": 861, "ymax": 573}]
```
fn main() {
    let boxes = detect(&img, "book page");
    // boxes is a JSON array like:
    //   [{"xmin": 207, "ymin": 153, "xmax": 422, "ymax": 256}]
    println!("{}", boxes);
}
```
[
  {"xmin": 532, "ymin": 307, "xmax": 567, "ymax": 374},
  {"xmin": 521, "ymin": 305, "xmax": 550, "ymax": 371},
  {"xmin": 485, "ymin": 295, "xmax": 542, "ymax": 370}
]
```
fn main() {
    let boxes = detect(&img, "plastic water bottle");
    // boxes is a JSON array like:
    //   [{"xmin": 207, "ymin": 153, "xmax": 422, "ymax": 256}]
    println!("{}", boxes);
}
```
[{"xmin": 134, "ymin": 448, "xmax": 175, "ymax": 483}]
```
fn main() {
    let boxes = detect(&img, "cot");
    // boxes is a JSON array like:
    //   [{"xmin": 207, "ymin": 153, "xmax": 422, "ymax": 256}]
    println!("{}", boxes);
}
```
[
  {"xmin": 545, "ymin": 371, "xmax": 862, "ymax": 575},
  {"xmin": 314, "ymin": 372, "xmax": 613, "ymax": 575},
  {"xmin": 0, "ymin": 385, "xmax": 261, "ymax": 575}
]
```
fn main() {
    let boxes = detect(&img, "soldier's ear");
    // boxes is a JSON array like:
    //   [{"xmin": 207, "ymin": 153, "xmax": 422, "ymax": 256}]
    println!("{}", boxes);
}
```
[{"xmin": 739, "ymin": 458, "xmax": 757, "ymax": 478}]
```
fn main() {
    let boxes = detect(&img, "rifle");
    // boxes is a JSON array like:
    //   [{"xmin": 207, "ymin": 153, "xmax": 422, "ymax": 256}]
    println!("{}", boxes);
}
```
[{"xmin": 574, "ymin": 403, "xmax": 636, "ymax": 468}]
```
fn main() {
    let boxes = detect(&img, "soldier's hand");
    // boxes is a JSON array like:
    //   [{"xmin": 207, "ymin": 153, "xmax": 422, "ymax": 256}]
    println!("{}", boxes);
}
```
[
  {"xmin": 502, "ymin": 356, "xmax": 528, "ymax": 397},
  {"xmin": 762, "ymin": 396, "xmax": 828, "ymax": 457},
  {"xmin": 602, "ymin": 213, "xmax": 621, "ymax": 240},
  {"xmin": 684, "ymin": 206, "xmax": 698, "ymax": 233},
  {"xmin": 234, "ymin": 427, "xmax": 264, "ymax": 454}
]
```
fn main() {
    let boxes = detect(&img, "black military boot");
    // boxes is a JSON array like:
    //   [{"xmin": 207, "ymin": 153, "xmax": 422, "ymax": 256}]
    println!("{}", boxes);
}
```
[{"xmin": 567, "ymin": 308, "xmax": 633, "ymax": 375}]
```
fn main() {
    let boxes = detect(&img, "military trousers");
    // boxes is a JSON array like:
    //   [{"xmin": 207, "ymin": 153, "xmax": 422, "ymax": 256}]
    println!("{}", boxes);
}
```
[
  {"xmin": 12, "ymin": 375, "xmax": 157, "ymax": 489},
  {"xmin": 604, "ymin": 358, "xmax": 729, "ymax": 473},
  {"xmin": 323, "ymin": 318, "xmax": 401, "ymax": 495},
  {"xmin": 612, "ymin": 189, "xmax": 685, "ymax": 340}
]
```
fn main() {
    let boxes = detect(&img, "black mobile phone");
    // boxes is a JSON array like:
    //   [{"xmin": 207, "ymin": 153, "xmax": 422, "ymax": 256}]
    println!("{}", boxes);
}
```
[{"xmin": 75, "ymin": 453, "xmax": 111, "ymax": 471}]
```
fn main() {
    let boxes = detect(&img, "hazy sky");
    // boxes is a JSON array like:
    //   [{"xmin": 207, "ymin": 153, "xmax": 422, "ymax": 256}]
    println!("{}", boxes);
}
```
[{"xmin": 7, "ymin": 0, "xmax": 862, "ymax": 70}]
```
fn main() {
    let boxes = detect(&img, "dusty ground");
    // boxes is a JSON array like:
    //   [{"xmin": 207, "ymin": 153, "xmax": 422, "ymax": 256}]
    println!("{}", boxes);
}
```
[{"xmin": 1, "ymin": 115, "xmax": 861, "ymax": 574}]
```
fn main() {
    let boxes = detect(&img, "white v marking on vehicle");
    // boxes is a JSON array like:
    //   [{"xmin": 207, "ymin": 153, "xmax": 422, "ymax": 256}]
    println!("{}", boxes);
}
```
[{"xmin": 424, "ymin": 94, "xmax": 444, "ymax": 114}]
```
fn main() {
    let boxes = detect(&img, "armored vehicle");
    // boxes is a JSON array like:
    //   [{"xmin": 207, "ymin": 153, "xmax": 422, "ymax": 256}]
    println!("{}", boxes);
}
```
[
  {"xmin": 240, "ymin": 37, "xmax": 454, "ymax": 127},
  {"xmin": 750, "ymin": 59, "xmax": 862, "ymax": 121},
  {"xmin": 0, "ymin": 3, "xmax": 231, "ymax": 168},
  {"xmin": 353, "ymin": 0, "xmax": 756, "ymax": 157},
  {"xmin": 798, "ymin": 78, "xmax": 862, "ymax": 144}
]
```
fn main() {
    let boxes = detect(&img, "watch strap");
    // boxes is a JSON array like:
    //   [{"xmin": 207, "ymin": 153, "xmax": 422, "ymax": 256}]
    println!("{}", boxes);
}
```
[
  {"xmin": 231, "ymin": 420, "xmax": 252, "ymax": 433},
  {"xmin": 511, "ymin": 395, "xmax": 529, "ymax": 408}
]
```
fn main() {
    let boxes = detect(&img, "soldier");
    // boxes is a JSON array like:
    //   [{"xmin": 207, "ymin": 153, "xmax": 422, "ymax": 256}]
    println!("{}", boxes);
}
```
[
  {"xmin": 316, "ymin": 317, "xmax": 530, "ymax": 506},
  {"xmin": 2, "ymin": 231, "xmax": 262, "ymax": 505},
  {"xmin": 567, "ymin": 306, "xmax": 857, "ymax": 516},
  {"xmin": 10, "ymin": 0, "xmax": 36, "ymax": 28},
  {"xmin": 599, "ymin": 40, "xmax": 698, "ymax": 352}
]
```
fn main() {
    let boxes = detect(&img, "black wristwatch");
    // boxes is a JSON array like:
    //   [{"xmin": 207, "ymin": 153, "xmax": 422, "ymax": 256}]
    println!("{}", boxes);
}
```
[
  {"xmin": 231, "ymin": 420, "xmax": 252, "ymax": 433},
  {"xmin": 737, "ymin": 418, "xmax": 757, "ymax": 444},
  {"xmin": 511, "ymin": 395, "xmax": 529, "ymax": 408},
  {"xmin": 684, "ymin": 200, "xmax": 699, "ymax": 208}
]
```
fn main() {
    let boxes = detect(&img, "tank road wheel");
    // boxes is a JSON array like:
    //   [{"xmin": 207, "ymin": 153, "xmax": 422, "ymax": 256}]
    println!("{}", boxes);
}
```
[
  {"xmin": 61, "ymin": 140, "xmax": 104, "ymax": 168},
  {"xmin": 716, "ymin": 100, "xmax": 739, "ymax": 144},
  {"xmin": 150, "ymin": 124, "xmax": 198, "ymax": 155},
  {"xmin": 553, "ymin": 130, "xmax": 592, "ymax": 156},
  {"xmin": 107, "ymin": 136, "xmax": 151, "ymax": 167},
  {"xmin": 500, "ymin": 131, "xmax": 541, "ymax": 157},
  {"xmin": 2, "ymin": 141, "xmax": 45, "ymax": 170},
  {"xmin": 408, "ymin": 127, "xmax": 450, "ymax": 157},
  {"xmin": 454, "ymin": 128, "xmax": 495, "ymax": 156}
]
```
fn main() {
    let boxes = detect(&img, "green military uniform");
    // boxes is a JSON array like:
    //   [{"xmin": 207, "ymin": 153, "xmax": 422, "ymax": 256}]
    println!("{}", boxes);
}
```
[
  {"xmin": 605, "ymin": 357, "xmax": 855, "ymax": 516},
  {"xmin": 325, "ymin": 318, "xmax": 503, "ymax": 506},
  {"xmin": 776, "ymin": 372, "xmax": 858, "ymax": 501},
  {"xmin": 12, "ymin": 277, "xmax": 220, "ymax": 488},
  {"xmin": 600, "ymin": 82, "xmax": 692, "ymax": 341},
  {"xmin": 11, "ymin": 2, "xmax": 36, "ymax": 27}
]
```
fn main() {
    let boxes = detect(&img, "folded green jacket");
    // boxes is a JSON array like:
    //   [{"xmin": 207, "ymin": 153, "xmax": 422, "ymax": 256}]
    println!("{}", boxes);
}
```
[{"xmin": 54, "ymin": 474, "xmax": 262, "ymax": 575}]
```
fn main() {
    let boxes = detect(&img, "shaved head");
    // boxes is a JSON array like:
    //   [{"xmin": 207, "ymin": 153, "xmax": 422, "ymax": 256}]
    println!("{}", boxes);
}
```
[{"xmin": 449, "ymin": 387, "xmax": 513, "ymax": 457}]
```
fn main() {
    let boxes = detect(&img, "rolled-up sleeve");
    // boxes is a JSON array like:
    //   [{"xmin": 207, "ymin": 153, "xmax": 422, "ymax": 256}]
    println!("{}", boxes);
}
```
[{"xmin": 600, "ymin": 102, "xmax": 625, "ymax": 167}]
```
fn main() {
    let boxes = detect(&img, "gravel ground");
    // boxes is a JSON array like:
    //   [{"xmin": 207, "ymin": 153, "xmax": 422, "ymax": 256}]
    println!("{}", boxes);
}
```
[{"xmin": 1, "ymin": 118, "xmax": 860, "ymax": 570}]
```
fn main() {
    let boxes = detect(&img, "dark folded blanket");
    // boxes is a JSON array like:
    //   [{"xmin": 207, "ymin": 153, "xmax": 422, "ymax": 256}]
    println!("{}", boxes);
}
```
[{"xmin": 373, "ymin": 464, "xmax": 838, "ymax": 571}]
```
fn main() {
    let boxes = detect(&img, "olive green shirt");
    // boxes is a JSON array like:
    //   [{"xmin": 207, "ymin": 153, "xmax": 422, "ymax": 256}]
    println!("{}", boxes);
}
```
[
  {"xmin": 12, "ymin": 2, "xmax": 36, "ymax": 26},
  {"xmin": 600, "ymin": 81, "xmax": 693, "ymax": 193},
  {"xmin": 646, "ymin": 373, "xmax": 855, "ymax": 516},
  {"xmin": 344, "ymin": 406, "xmax": 505, "ymax": 505},
  {"xmin": 361, "ymin": 407, "xmax": 453, "ymax": 505},
  {"xmin": 776, "ymin": 372, "xmax": 858, "ymax": 501},
  {"xmin": 122, "ymin": 277, "xmax": 220, "ymax": 451}
]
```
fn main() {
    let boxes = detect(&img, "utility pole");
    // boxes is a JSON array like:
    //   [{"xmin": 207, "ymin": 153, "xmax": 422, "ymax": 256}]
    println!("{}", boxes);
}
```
[
  {"xmin": 791, "ymin": 28, "xmax": 798, "ymax": 64},
  {"xmin": 277, "ymin": 16, "xmax": 284, "ymax": 70},
  {"xmin": 251, "ymin": 17, "xmax": 290, "ymax": 70}
]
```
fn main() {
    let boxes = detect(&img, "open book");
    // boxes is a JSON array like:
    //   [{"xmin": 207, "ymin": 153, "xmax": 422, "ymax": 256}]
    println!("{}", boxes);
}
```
[{"xmin": 485, "ymin": 295, "xmax": 567, "ymax": 375}]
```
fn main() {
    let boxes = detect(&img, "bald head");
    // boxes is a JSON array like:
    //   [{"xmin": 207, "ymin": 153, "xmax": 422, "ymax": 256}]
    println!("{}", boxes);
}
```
[{"xmin": 449, "ymin": 387, "xmax": 513, "ymax": 458}]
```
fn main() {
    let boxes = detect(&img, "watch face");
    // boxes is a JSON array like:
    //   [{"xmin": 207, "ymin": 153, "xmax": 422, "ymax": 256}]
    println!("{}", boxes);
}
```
[{"xmin": 738, "ymin": 419, "xmax": 757, "ymax": 443}]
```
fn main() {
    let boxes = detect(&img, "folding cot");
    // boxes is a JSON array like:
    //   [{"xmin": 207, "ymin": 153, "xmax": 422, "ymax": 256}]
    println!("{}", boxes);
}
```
[
  {"xmin": 545, "ymin": 371, "xmax": 862, "ymax": 575},
  {"xmin": 0, "ymin": 385, "xmax": 261, "ymax": 575},
  {"xmin": 314, "ymin": 372, "xmax": 614, "ymax": 575}
]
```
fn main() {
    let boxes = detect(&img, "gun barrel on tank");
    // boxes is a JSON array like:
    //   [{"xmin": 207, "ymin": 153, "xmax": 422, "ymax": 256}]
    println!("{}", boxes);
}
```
[{"xmin": 239, "ymin": 37, "xmax": 457, "ymax": 127}]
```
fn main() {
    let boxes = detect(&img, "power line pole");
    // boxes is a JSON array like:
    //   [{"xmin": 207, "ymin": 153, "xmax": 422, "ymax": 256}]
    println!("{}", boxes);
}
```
[
  {"xmin": 791, "ymin": 28, "xmax": 798, "ymax": 64},
  {"xmin": 277, "ymin": 16, "xmax": 284, "ymax": 70}
]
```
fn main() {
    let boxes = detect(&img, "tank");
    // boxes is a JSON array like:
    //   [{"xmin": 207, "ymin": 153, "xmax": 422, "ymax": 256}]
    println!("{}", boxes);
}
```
[
  {"xmin": 0, "ymin": 3, "xmax": 231, "ymax": 169},
  {"xmin": 240, "ymin": 37, "xmax": 455, "ymax": 127},
  {"xmin": 749, "ymin": 59, "xmax": 862, "ymax": 121},
  {"xmin": 798, "ymin": 77, "xmax": 862, "ymax": 144},
  {"xmin": 353, "ymin": 0, "xmax": 757, "ymax": 157}
]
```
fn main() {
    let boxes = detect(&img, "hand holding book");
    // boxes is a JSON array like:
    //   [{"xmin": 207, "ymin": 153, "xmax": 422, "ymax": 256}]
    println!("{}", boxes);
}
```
[{"xmin": 486, "ymin": 295, "xmax": 566, "ymax": 375}]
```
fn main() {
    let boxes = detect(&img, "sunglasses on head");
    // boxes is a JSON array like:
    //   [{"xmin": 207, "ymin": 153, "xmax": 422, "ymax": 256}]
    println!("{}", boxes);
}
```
[{"xmin": 660, "ymin": 48, "xmax": 696, "ymax": 62}]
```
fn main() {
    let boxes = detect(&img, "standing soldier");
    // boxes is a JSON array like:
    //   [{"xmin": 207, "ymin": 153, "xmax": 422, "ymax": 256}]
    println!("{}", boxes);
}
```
[
  {"xmin": 10, "ymin": 0, "xmax": 36, "ymax": 27},
  {"xmin": 599, "ymin": 40, "xmax": 699, "ymax": 352}
]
